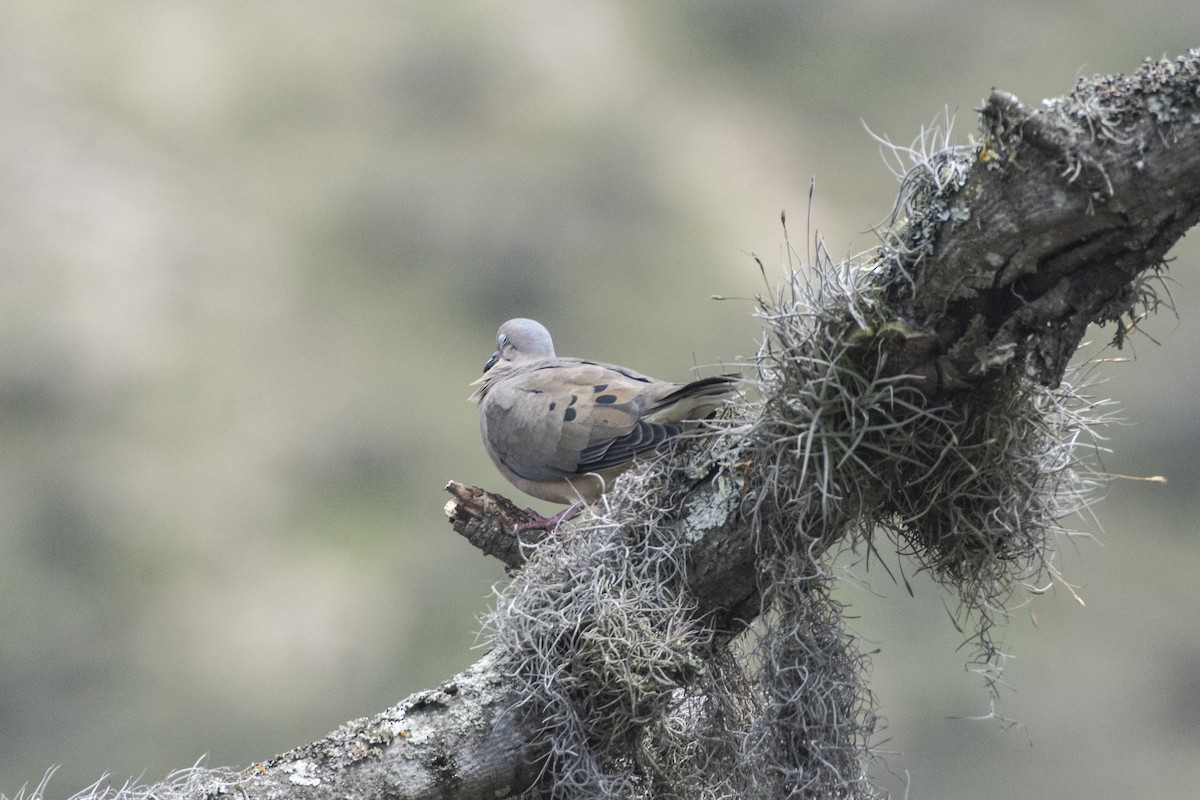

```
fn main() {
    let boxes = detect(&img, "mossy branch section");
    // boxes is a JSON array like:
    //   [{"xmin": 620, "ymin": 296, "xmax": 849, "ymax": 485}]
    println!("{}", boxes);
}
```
[
  {"xmin": 887, "ymin": 55, "xmax": 1200, "ymax": 389},
  {"xmin": 40, "ymin": 52, "xmax": 1200, "ymax": 800}
]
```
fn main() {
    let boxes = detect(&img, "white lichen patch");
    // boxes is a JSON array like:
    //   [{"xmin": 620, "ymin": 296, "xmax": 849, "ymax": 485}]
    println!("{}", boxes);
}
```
[
  {"xmin": 283, "ymin": 759, "xmax": 322, "ymax": 787},
  {"xmin": 682, "ymin": 473, "xmax": 740, "ymax": 540}
]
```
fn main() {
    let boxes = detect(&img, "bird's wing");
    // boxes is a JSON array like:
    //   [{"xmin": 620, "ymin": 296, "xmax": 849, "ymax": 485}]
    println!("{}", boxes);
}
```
[{"xmin": 480, "ymin": 358, "xmax": 682, "ymax": 482}]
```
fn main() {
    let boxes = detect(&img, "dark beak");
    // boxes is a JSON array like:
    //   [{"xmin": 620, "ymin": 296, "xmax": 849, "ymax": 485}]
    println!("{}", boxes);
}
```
[{"xmin": 483, "ymin": 351, "xmax": 499, "ymax": 373}]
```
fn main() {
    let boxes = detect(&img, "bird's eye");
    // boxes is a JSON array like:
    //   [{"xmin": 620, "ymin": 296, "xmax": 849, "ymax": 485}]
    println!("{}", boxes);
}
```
[{"xmin": 498, "ymin": 333, "xmax": 509, "ymax": 347}]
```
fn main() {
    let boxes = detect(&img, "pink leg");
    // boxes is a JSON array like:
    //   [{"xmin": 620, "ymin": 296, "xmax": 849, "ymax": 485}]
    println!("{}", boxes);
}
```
[{"xmin": 511, "ymin": 503, "xmax": 582, "ymax": 535}]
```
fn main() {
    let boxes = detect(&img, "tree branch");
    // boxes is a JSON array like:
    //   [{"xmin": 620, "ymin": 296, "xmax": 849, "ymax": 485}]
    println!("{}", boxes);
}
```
[{"xmin": 49, "ymin": 50, "xmax": 1200, "ymax": 800}]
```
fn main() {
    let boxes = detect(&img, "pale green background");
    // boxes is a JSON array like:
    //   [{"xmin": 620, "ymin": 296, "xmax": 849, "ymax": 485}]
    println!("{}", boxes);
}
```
[{"xmin": 2, "ymin": 3, "xmax": 1198, "ymax": 798}]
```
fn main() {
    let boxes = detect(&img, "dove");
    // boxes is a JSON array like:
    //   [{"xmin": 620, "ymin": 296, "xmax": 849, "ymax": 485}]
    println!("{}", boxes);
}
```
[{"xmin": 469, "ymin": 318, "xmax": 737, "ymax": 513}]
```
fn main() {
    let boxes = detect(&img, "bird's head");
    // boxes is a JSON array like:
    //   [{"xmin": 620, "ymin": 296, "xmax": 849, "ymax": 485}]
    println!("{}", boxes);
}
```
[{"xmin": 482, "ymin": 318, "xmax": 556, "ymax": 373}]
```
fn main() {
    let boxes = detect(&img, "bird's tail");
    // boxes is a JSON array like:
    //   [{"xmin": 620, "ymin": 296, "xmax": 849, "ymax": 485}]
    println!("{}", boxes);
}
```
[{"xmin": 648, "ymin": 374, "xmax": 739, "ymax": 422}]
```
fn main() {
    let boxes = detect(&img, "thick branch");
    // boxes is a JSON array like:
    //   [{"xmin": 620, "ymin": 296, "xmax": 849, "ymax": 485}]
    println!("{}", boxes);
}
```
[
  {"xmin": 89, "ymin": 51, "xmax": 1200, "ymax": 800},
  {"xmin": 166, "ymin": 652, "xmax": 545, "ymax": 800},
  {"xmin": 893, "ymin": 57, "xmax": 1200, "ymax": 387}
]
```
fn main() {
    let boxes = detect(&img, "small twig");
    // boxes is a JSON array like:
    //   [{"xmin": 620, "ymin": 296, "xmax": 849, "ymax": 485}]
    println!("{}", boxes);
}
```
[{"xmin": 444, "ymin": 481, "xmax": 550, "ymax": 570}]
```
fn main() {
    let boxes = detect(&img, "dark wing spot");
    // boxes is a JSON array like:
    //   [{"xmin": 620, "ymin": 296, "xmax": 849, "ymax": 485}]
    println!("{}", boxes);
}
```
[
  {"xmin": 595, "ymin": 394, "xmax": 618, "ymax": 404},
  {"xmin": 549, "ymin": 401, "xmax": 557, "ymax": 411},
  {"xmin": 593, "ymin": 383, "xmax": 609, "ymax": 392},
  {"xmin": 564, "ymin": 407, "xmax": 577, "ymax": 422},
  {"xmin": 568, "ymin": 395, "xmax": 578, "ymax": 406}
]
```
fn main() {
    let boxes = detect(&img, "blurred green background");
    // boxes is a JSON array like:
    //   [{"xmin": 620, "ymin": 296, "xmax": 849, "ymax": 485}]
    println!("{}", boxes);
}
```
[{"xmin": 2, "ymin": 3, "xmax": 1198, "ymax": 798}]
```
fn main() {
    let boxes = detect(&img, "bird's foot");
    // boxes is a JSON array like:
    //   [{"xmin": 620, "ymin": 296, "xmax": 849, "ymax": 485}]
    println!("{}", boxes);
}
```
[{"xmin": 512, "ymin": 504, "xmax": 582, "ymax": 535}]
